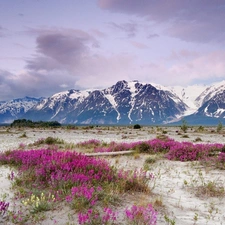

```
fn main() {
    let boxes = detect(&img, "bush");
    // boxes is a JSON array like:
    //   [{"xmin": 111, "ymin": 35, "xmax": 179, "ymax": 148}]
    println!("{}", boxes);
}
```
[
  {"xmin": 180, "ymin": 119, "xmax": 188, "ymax": 133},
  {"xmin": 10, "ymin": 119, "xmax": 61, "ymax": 128},
  {"xmin": 194, "ymin": 137, "xmax": 202, "ymax": 142},
  {"xmin": 217, "ymin": 121, "xmax": 223, "ymax": 133},
  {"xmin": 133, "ymin": 124, "xmax": 141, "ymax": 129},
  {"xmin": 197, "ymin": 126, "xmax": 204, "ymax": 132},
  {"xmin": 137, "ymin": 142, "xmax": 150, "ymax": 153}
]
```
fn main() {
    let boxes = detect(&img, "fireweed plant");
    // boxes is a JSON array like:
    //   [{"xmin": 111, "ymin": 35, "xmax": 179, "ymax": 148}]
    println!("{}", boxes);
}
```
[
  {"xmin": 89, "ymin": 138, "xmax": 224, "ymax": 163},
  {"xmin": 0, "ymin": 201, "xmax": 9, "ymax": 218},
  {"xmin": 0, "ymin": 148, "xmax": 156, "ymax": 224},
  {"xmin": 1, "ymin": 137, "xmax": 225, "ymax": 224}
]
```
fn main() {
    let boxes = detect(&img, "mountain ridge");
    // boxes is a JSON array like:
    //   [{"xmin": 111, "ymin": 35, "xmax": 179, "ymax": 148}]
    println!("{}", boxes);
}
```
[{"xmin": 1, "ymin": 80, "xmax": 225, "ymax": 125}]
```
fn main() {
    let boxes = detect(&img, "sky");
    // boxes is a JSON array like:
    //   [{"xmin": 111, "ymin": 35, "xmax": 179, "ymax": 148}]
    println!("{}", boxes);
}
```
[{"xmin": 1, "ymin": 0, "xmax": 225, "ymax": 101}]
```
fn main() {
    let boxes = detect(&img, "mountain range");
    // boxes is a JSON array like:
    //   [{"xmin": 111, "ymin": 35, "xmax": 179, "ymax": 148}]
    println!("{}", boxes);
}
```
[{"xmin": 1, "ymin": 80, "xmax": 225, "ymax": 125}]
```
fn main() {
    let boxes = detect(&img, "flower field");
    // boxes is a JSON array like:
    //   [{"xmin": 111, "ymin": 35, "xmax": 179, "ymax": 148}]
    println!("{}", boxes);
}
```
[{"xmin": 0, "ymin": 126, "xmax": 225, "ymax": 224}]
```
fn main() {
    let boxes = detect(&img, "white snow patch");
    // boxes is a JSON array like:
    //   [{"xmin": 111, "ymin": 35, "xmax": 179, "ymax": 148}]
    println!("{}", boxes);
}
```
[
  {"xmin": 127, "ymin": 81, "xmax": 140, "ymax": 122},
  {"xmin": 70, "ymin": 90, "xmax": 90, "ymax": 101},
  {"xmin": 104, "ymin": 94, "xmax": 121, "ymax": 121}
]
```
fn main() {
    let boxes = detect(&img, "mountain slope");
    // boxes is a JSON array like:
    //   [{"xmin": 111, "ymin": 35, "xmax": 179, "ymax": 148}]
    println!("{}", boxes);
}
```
[
  {"xmin": 1, "ymin": 80, "xmax": 225, "ymax": 125},
  {"xmin": 177, "ymin": 81, "xmax": 225, "ymax": 125},
  {"xmin": 23, "ymin": 80, "xmax": 188, "ymax": 125},
  {"xmin": 0, "ymin": 97, "xmax": 42, "ymax": 123},
  {"xmin": 25, "ymin": 90, "xmax": 90, "ymax": 122}
]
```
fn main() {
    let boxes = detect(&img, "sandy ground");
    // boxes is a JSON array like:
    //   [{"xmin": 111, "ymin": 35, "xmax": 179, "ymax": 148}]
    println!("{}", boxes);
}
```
[{"xmin": 0, "ymin": 126, "xmax": 225, "ymax": 224}]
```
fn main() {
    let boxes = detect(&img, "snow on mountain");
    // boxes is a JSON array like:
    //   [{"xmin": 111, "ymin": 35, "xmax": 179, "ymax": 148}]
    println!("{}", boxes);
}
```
[
  {"xmin": 22, "ymin": 80, "xmax": 188, "ymax": 124},
  {"xmin": 195, "ymin": 80, "xmax": 225, "ymax": 107},
  {"xmin": 0, "ymin": 97, "xmax": 42, "ymax": 123},
  {"xmin": 154, "ymin": 83, "xmax": 208, "ymax": 115},
  {"xmin": 1, "ymin": 80, "xmax": 225, "ymax": 125}
]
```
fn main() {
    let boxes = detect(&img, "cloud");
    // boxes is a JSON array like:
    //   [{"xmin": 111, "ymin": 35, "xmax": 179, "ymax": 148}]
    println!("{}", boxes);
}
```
[
  {"xmin": 130, "ymin": 41, "xmax": 148, "ymax": 49},
  {"xmin": 31, "ymin": 29, "xmax": 98, "ymax": 64},
  {"xmin": 169, "ymin": 51, "xmax": 225, "ymax": 82},
  {"xmin": 98, "ymin": 0, "xmax": 225, "ymax": 43},
  {"xmin": 26, "ymin": 28, "xmax": 100, "ymax": 71},
  {"xmin": 167, "ymin": 49, "xmax": 200, "ymax": 61},
  {"xmin": 21, "ymin": 28, "xmax": 136, "ymax": 96},
  {"xmin": 147, "ymin": 33, "xmax": 159, "ymax": 39},
  {"xmin": 107, "ymin": 21, "xmax": 138, "ymax": 37},
  {"xmin": 124, "ymin": 50, "xmax": 225, "ymax": 86},
  {"xmin": 0, "ymin": 69, "xmax": 42, "ymax": 100},
  {"xmin": 89, "ymin": 29, "xmax": 107, "ymax": 38},
  {"xmin": 2, "ymin": 26, "xmax": 225, "ymax": 101}
]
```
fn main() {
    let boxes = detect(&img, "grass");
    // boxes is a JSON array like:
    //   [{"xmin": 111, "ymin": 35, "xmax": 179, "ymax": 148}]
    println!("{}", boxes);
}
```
[
  {"xmin": 183, "ymin": 168, "xmax": 225, "ymax": 199},
  {"xmin": 19, "ymin": 132, "xmax": 27, "ymax": 138},
  {"xmin": 195, "ymin": 180, "xmax": 225, "ymax": 198}
]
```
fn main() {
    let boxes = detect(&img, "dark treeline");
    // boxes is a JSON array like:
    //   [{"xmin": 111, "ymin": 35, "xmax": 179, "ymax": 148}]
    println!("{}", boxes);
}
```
[{"xmin": 10, "ymin": 119, "xmax": 61, "ymax": 128}]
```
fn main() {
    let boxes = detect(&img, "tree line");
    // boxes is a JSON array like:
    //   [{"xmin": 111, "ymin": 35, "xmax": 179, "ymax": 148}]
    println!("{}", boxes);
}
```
[{"xmin": 10, "ymin": 119, "xmax": 61, "ymax": 128}]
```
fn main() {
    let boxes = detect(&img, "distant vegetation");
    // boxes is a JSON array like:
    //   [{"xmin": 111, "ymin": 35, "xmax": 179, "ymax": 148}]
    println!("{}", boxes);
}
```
[
  {"xmin": 10, "ymin": 119, "xmax": 61, "ymax": 128},
  {"xmin": 133, "ymin": 124, "xmax": 141, "ymax": 129}
]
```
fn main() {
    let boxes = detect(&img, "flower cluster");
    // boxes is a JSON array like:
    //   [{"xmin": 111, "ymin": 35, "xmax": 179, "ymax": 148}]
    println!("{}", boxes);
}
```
[
  {"xmin": 22, "ymin": 192, "xmax": 55, "ymax": 213},
  {"xmin": 0, "ymin": 201, "xmax": 9, "ymax": 217},
  {"xmin": 92, "ymin": 138, "xmax": 224, "ymax": 162},
  {"xmin": 0, "ymin": 147, "xmax": 155, "ymax": 223},
  {"xmin": 66, "ymin": 185, "xmax": 102, "ymax": 210},
  {"xmin": 125, "ymin": 204, "xmax": 158, "ymax": 225},
  {"xmin": 166, "ymin": 142, "xmax": 223, "ymax": 161},
  {"xmin": 218, "ymin": 152, "xmax": 225, "ymax": 162},
  {"xmin": 78, "ymin": 208, "xmax": 117, "ymax": 225}
]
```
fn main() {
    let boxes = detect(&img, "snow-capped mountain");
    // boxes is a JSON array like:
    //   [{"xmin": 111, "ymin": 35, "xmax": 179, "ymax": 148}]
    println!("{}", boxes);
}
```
[
  {"xmin": 195, "ymin": 80, "xmax": 225, "ymax": 107},
  {"xmin": 173, "ymin": 80, "xmax": 225, "ymax": 125},
  {"xmin": 192, "ymin": 80, "xmax": 225, "ymax": 119},
  {"xmin": 0, "ymin": 97, "xmax": 43, "ymax": 123},
  {"xmin": 155, "ymin": 84, "xmax": 207, "ymax": 114},
  {"xmin": 24, "ymin": 80, "xmax": 188, "ymax": 125},
  {"xmin": 1, "ymin": 80, "xmax": 225, "ymax": 125},
  {"xmin": 24, "ymin": 89, "xmax": 91, "ymax": 122}
]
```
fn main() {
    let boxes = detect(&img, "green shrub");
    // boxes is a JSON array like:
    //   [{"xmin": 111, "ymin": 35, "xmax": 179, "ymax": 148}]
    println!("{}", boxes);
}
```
[
  {"xmin": 145, "ymin": 156, "xmax": 156, "ymax": 164},
  {"xmin": 133, "ymin": 124, "xmax": 141, "ymax": 129},
  {"xmin": 45, "ymin": 137, "xmax": 64, "ymax": 145},
  {"xmin": 180, "ymin": 119, "xmax": 188, "ymax": 133},
  {"xmin": 194, "ymin": 137, "xmax": 202, "ymax": 142},
  {"xmin": 217, "ymin": 121, "xmax": 223, "ymax": 133},
  {"xmin": 197, "ymin": 126, "xmax": 204, "ymax": 132},
  {"xmin": 19, "ymin": 132, "xmax": 27, "ymax": 138},
  {"xmin": 182, "ymin": 134, "xmax": 189, "ymax": 138},
  {"xmin": 137, "ymin": 142, "xmax": 150, "ymax": 153}
]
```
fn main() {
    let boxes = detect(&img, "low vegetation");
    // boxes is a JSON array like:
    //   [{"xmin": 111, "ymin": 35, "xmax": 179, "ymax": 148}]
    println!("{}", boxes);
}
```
[
  {"xmin": 10, "ymin": 119, "xmax": 61, "ymax": 128},
  {"xmin": 133, "ymin": 124, "xmax": 141, "ymax": 129},
  {"xmin": 0, "ymin": 147, "xmax": 156, "ymax": 224},
  {"xmin": 1, "ymin": 126, "xmax": 225, "ymax": 224}
]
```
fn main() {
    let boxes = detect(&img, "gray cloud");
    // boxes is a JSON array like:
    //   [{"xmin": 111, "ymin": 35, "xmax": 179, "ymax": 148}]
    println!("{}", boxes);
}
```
[
  {"xmin": 36, "ymin": 34, "xmax": 87, "ymax": 64},
  {"xmin": 26, "ymin": 29, "xmax": 99, "ymax": 71},
  {"xmin": 0, "ymin": 70, "xmax": 41, "ymax": 100},
  {"xmin": 17, "ymin": 28, "xmax": 135, "ymax": 98},
  {"xmin": 98, "ymin": 0, "xmax": 225, "ymax": 43},
  {"xmin": 0, "ymin": 29, "xmax": 100, "ymax": 100},
  {"xmin": 147, "ymin": 33, "xmax": 159, "ymax": 39},
  {"xmin": 107, "ymin": 21, "xmax": 138, "ymax": 37}
]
